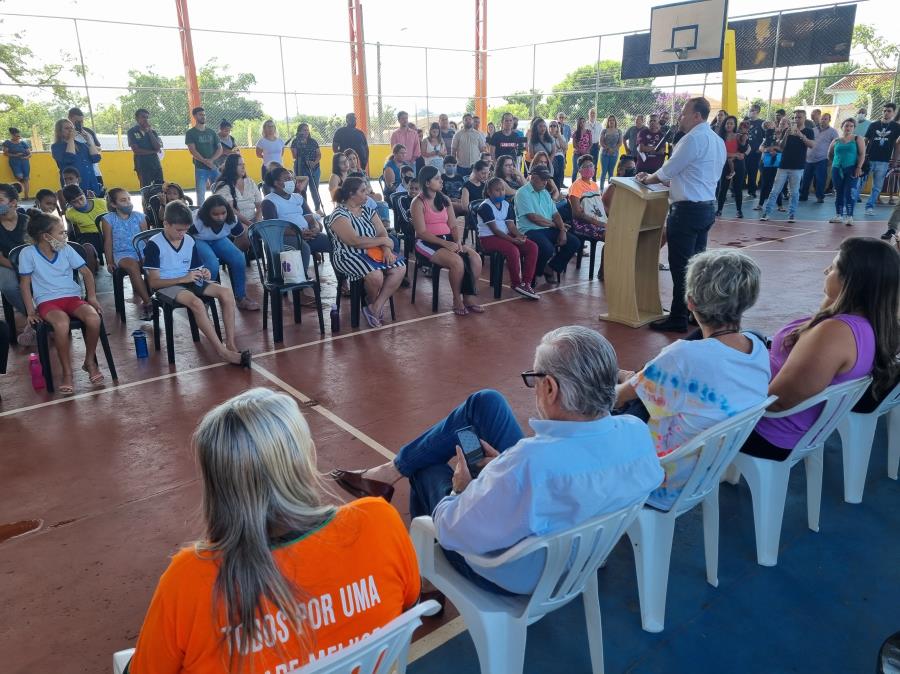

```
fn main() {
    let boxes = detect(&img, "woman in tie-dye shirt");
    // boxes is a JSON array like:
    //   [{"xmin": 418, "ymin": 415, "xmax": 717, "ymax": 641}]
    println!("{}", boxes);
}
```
[{"xmin": 615, "ymin": 250, "xmax": 771, "ymax": 510}]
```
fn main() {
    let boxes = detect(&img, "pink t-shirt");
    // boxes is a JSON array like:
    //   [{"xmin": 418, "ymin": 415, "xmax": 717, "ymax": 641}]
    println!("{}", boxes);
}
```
[{"xmin": 416, "ymin": 196, "xmax": 451, "ymax": 237}]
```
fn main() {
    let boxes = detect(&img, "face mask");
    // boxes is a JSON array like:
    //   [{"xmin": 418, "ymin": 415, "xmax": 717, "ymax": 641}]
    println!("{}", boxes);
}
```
[
  {"xmin": 0, "ymin": 204, "xmax": 9, "ymax": 216},
  {"xmin": 580, "ymin": 168, "xmax": 594, "ymax": 179},
  {"xmin": 47, "ymin": 236, "xmax": 66, "ymax": 252},
  {"xmin": 119, "ymin": 204, "xmax": 133, "ymax": 216},
  {"xmin": 444, "ymin": 166, "xmax": 457, "ymax": 176},
  {"xmin": 282, "ymin": 180, "xmax": 295, "ymax": 194},
  {"xmin": 622, "ymin": 168, "xmax": 637, "ymax": 178},
  {"xmin": 490, "ymin": 196, "xmax": 505, "ymax": 205}
]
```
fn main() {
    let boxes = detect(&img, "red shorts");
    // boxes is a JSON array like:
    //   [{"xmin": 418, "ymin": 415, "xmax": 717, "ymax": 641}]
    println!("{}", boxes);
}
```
[{"xmin": 37, "ymin": 297, "xmax": 88, "ymax": 319}]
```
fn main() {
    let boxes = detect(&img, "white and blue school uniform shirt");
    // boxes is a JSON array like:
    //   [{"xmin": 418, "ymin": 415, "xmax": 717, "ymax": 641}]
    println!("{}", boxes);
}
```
[
  {"xmin": 102, "ymin": 211, "xmax": 146, "ymax": 263},
  {"xmin": 476, "ymin": 199, "xmax": 516, "ymax": 238},
  {"xmin": 263, "ymin": 192, "xmax": 309, "ymax": 230},
  {"xmin": 17, "ymin": 244, "xmax": 85, "ymax": 305},
  {"xmin": 191, "ymin": 213, "xmax": 243, "ymax": 241},
  {"xmin": 142, "ymin": 231, "xmax": 203, "ymax": 281}
]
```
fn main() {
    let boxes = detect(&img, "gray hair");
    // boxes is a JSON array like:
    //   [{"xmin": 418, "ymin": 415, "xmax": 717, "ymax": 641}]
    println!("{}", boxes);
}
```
[
  {"xmin": 685, "ymin": 249, "xmax": 761, "ymax": 326},
  {"xmin": 534, "ymin": 326, "xmax": 618, "ymax": 417}
]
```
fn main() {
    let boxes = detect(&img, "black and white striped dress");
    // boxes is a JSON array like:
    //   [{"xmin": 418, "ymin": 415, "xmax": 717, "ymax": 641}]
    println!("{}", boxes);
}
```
[{"xmin": 327, "ymin": 205, "xmax": 406, "ymax": 281}]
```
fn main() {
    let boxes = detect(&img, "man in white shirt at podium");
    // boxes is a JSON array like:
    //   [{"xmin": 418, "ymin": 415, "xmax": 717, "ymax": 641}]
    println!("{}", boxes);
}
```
[{"xmin": 635, "ymin": 97, "xmax": 726, "ymax": 333}]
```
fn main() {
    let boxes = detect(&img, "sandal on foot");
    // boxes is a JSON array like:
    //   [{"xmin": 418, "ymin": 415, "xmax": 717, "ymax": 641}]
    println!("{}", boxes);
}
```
[
  {"xmin": 239, "ymin": 350, "xmax": 252, "ymax": 369},
  {"xmin": 464, "ymin": 304, "xmax": 484, "ymax": 313},
  {"xmin": 58, "ymin": 384, "xmax": 75, "ymax": 396},
  {"xmin": 81, "ymin": 366, "xmax": 104, "ymax": 385},
  {"xmin": 453, "ymin": 306, "xmax": 469, "ymax": 316},
  {"xmin": 362, "ymin": 305, "xmax": 382, "ymax": 328}
]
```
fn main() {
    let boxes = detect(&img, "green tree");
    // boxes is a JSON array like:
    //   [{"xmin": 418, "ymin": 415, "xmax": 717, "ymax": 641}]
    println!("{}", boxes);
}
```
[
  {"xmin": 543, "ymin": 61, "xmax": 656, "ymax": 121},
  {"xmin": 852, "ymin": 24, "xmax": 899, "ymax": 71},
  {"xmin": 787, "ymin": 61, "xmax": 858, "ymax": 108}
]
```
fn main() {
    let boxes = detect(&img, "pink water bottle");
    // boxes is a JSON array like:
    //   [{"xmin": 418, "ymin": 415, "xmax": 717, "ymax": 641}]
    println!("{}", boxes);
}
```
[{"xmin": 29, "ymin": 353, "xmax": 45, "ymax": 390}]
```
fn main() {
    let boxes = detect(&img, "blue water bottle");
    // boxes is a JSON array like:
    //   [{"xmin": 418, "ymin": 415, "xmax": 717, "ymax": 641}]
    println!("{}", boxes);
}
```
[
  {"xmin": 330, "ymin": 304, "xmax": 340, "ymax": 333},
  {"xmin": 132, "ymin": 330, "xmax": 149, "ymax": 358}
]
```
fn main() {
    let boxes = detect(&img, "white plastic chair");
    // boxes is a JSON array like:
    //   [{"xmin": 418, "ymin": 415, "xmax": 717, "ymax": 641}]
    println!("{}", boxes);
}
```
[
  {"xmin": 836, "ymin": 378, "xmax": 900, "ymax": 503},
  {"xmin": 410, "ymin": 502, "xmax": 643, "ymax": 674},
  {"xmin": 111, "ymin": 599, "xmax": 441, "ymax": 674},
  {"xmin": 626, "ymin": 395, "xmax": 776, "ymax": 633},
  {"xmin": 730, "ymin": 376, "xmax": 871, "ymax": 567}
]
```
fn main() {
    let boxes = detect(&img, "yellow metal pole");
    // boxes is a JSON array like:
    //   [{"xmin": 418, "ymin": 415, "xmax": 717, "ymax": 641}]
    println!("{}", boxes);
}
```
[{"xmin": 721, "ymin": 28, "xmax": 737, "ymax": 114}]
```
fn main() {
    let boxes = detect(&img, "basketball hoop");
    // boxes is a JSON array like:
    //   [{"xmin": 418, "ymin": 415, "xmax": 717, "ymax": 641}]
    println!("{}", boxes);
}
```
[{"xmin": 662, "ymin": 47, "xmax": 693, "ymax": 60}]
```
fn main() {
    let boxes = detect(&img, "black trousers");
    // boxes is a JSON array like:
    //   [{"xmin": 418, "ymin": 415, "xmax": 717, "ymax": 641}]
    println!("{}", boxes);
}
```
[
  {"xmin": 137, "ymin": 165, "xmax": 164, "ymax": 188},
  {"xmin": 757, "ymin": 166, "xmax": 783, "ymax": 207},
  {"xmin": 665, "ymin": 201, "xmax": 716, "ymax": 320},
  {"xmin": 745, "ymin": 150, "xmax": 761, "ymax": 195},
  {"xmin": 717, "ymin": 160, "xmax": 746, "ymax": 213}
]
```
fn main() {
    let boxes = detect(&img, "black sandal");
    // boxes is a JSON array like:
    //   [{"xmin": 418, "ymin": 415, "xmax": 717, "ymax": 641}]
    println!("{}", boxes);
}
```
[{"xmin": 239, "ymin": 350, "xmax": 252, "ymax": 368}]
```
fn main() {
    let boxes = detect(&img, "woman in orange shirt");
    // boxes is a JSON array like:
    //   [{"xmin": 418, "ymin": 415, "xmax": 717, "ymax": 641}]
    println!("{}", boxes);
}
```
[{"xmin": 128, "ymin": 388, "xmax": 420, "ymax": 673}]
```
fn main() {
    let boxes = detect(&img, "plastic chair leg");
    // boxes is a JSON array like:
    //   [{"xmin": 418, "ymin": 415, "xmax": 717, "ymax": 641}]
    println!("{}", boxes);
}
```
[
  {"xmin": 163, "ymin": 306, "xmax": 176, "ymax": 365},
  {"xmin": 627, "ymin": 508, "xmax": 676, "ymax": 633},
  {"xmin": 581, "ymin": 573, "xmax": 606, "ymax": 674},
  {"xmin": 350, "ymin": 281, "xmax": 361, "ymax": 329},
  {"xmin": 838, "ymin": 413, "xmax": 878, "ymax": 503},
  {"xmin": 37, "ymin": 323, "xmax": 54, "ymax": 393},
  {"xmin": 262, "ymin": 288, "xmax": 269, "ymax": 331},
  {"xmin": 466, "ymin": 611, "xmax": 527, "ymax": 674},
  {"xmin": 804, "ymin": 446, "xmax": 824, "ymax": 533},
  {"xmin": 113, "ymin": 271, "xmax": 126, "ymax": 323},
  {"xmin": 587, "ymin": 241, "xmax": 598, "ymax": 279},
  {"xmin": 887, "ymin": 406, "xmax": 900, "ymax": 480},
  {"xmin": 313, "ymin": 284, "xmax": 325, "ymax": 335},
  {"xmin": 702, "ymin": 486, "xmax": 720, "ymax": 587},
  {"xmin": 98, "ymin": 318, "xmax": 117, "ymax": 381},
  {"xmin": 733, "ymin": 454, "xmax": 791, "ymax": 567},
  {"xmin": 431, "ymin": 265, "xmax": 440, "ymax": 313},
  {"xmin": 151, "ymin": 300, "xmax": 161, "ymax": 351},
  {"xmin": 187, "ymin": 311, "xmax": 200, "ymax": 342},
  {"xmin": 272, "ymin": 292, "xmax": 284, "ymax": 343},
  {"xmin": 411, "ymin": 258, "xmax": 419, "ymax": 304},
  {"xmin": 388, "ymin": 296, "xmax": 396, "ymax": 321},
  {"xmin": 722, "ymin": 463, "xmax": 742, "ymax": 485},
  {"xmin": 291, "ymin": 289, "xmax": 302, "ymax": 325}
]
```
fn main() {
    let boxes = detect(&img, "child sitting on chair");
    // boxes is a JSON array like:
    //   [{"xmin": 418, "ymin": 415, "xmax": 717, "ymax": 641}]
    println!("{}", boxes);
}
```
[
  {"xmin": 18, "ymin": 209, "xmax": 104, "ymax": 395},
  {"xmin": 142, "ymin": 200, "xmax": 251, "ymax": 368},
  {"xmin": 101, "ymin": 188, "xmax": 153, "ymax": 320}
]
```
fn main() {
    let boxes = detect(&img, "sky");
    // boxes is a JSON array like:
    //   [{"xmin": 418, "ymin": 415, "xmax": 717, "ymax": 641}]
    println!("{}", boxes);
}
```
[{"xmin": 1, "ymin": 0, "xmax": 897, "ymax": 119}]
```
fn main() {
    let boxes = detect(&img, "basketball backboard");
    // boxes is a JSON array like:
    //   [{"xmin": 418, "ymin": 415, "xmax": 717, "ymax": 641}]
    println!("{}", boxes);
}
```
[{"xmin": 649, "ymin": 0, "xmax": 728, "ymax": 64}]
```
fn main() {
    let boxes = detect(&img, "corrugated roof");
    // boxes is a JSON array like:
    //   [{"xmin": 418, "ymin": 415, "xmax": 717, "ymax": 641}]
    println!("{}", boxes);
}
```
[{"xmin": 825, "ymin": 69, "xmax": 895, "ymax": 93}]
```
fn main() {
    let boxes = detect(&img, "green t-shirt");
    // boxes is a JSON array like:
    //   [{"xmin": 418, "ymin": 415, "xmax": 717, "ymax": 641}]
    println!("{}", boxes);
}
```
[
  {"xmin": 514, "ymin": 182, "xmax": 556, "ymax": 233},
  {"xmin": 184, "ymin": 127, "xmax": 220, "ymax": 168}
]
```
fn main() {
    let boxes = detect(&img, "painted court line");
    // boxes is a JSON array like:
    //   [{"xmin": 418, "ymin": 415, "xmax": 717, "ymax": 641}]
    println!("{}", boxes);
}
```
[{"xmin": 407, "ymin": 616, "xmax": 468, "ymax": 663}]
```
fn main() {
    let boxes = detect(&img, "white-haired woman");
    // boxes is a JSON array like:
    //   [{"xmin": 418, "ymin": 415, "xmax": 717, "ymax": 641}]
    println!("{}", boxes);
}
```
[
  {"xmin": 128, "ymin": 388, "xmax": 420, "ymax": 673},
  {"xmin": 614, "ymin": 249, "xmax": 771, "ymax": 509}
]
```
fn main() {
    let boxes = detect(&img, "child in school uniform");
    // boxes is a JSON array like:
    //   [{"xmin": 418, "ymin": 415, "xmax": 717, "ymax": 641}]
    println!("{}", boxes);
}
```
[
  {"xmin": 18, "ymin": 209, "xmax": 104, "ymax": 395},
  {"xmin": 142, "ymin": 200, "xmax": 251, "ymax": 367},
  {"xmin": 101, "ymin": 187, "xmax": 153, "ymax": 320}
]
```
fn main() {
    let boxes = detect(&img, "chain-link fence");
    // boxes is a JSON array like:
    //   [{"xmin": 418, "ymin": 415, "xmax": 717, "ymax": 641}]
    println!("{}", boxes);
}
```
[{"xmin": 2, "ymin": 4, "xmax": 897, "ymax": 153}]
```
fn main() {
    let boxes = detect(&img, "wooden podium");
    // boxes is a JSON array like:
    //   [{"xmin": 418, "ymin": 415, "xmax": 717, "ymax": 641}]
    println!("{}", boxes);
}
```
[{"xmin": 597, "ymin": 177, "xmax": 670, "ymax": 327}]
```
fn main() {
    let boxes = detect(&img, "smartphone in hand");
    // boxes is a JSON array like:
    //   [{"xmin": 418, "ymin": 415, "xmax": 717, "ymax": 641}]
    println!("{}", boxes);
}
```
[{"xmin": 456, "ymin": 426, "xmax": 484, "ymax": 478}]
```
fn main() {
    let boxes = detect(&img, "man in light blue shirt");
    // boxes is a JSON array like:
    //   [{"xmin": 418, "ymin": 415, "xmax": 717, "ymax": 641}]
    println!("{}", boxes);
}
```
[
  {"xmin": 514, "ymin": 166, "xmax": 580, "ymax": 285},
  {"xmin": 331, "ymin": 326, "xmax": 664, "ymax": 595}
]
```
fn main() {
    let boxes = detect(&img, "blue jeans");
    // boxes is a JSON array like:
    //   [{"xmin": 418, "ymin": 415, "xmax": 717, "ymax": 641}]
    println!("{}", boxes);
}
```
[
  {"xmin": 296, "ymin": 161, "xmax": 323, "ymax": 211},
  {"xmin": 194, "ymin": 237, "xmax": 248, "ymax": 299},
  {"xmin": 832, "ymin": 165, "xmax": 858, "ymax": 217},
  {"xmin": 552, "ymin": 155, "xmax": 565, "ymax": 190},
  {"xmin": 666, "ymin": 200, "xmax": 716, "ymax": 320},
  {"xmin": 375, "ymin": 200, "xmax": 391, "ymax": 224},
  {"xmin": 866, "ymin": 161, "xmax": 891, "ymax": 209},
  {"xmin": 599, "ymin": 153, "xmax": 617, "ymax": 190},
  {"xmin": 395, "ymin": 389, "xmax": 525, "ymax": 596},
  {"xmin": 0, "ymin": 265, "xmax": 25, "ymax": 314},
  {"xmin": 763, "ymin": 169, "xmax": 803, "ymax": 217},
  {"xmin": 800, "ymin": 159, "xmax": 828, "ymax": 201},
  {"xmin": 194, "ymin": 166, "xmax": 220, "ymax": 204},
  {"xmin": 525, "ymin": 227, "xmax": 580, "ymax": 276}
]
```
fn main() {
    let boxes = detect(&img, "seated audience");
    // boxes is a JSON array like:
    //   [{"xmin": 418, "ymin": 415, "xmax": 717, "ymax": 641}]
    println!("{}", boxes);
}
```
[
  {"xmin": 741, "ymin": 237, "xmax": 900, "ymax": 460},
  {"xmin": 192, "ymin": 195, "xmax": 259, "ymax": 311},
  {"xmin": 477, "ymin": 177, "xmax": 539, "ymax": 299},
  {"xmin": 329, "ymin": 152, "xmax": 350, "ymax": 205},
  {"xmin": 101, "ymin": 188, "xmax": 153, "ymax": 320},
  {"xmin": 345, "ymin": 148, "xmax": 363, "ymax": 174},
  {"xmin": 529, "ymin": 152, "xmax": 561, "ymax": 201},
  {"xmin": 155, "ymin": 182, "xmax": 191, "ymax": 226},
  {"xmin": 332, "ymin": 326, "xmax": 664, "ymax": 595},
  {"xmin": 35, "ymin": 188, "xmax": 62, "ymax": 217},
  {"xmin": 347, "ymin": 170, "xmax": 391, "ymax": 226},
  {"xmin": 61, "ymin": 184, "xmax": 106, "ymax": 257},
  {"xmin": 212, "ymin": 154, "xmax": 263, "ymax": 228},
  {"xmin": 568, "ymin": 155, "xmax": 605, "ymax": 239},
  {"xmin": 495, "ymin": 155, "xmax": 525, "ymax": 193},
  {"xmin": 383, "ymin": 144, "xmax": 407, "ymax": 198},
  {"xmin": 143, "ymin": 201, "xmax": 250, "ymax": 366},
  {"xmin": 328, "ymin": 176, "xmax": 407, "ymax": 328},
  {"xmin": 514, "ymin": 165, "xmax": 580, "ymax": 285},
  {"xmin": 262, "ymin": 166, "xmax": 331, "ymax": 275},
  {"xmin": 129, "ymin": 387, "xmax": 419, "ymax": 672},
  {"xmin": 441, "ymin": 156, "xmax": 466, "ymax": 216},
  {"xmin": 601, "ymin": 155, "xmax": 637, "ymax": 214},
  {"xmin": 461, "ymin": 160, "xmax": 491, "ymax": 211},
  {"xmin": 18, "ymin": 209, "xmax": 103, "ymax": 394},
  {"xmin": 0, "ymin": 182, "xmax": 34, "ymax": 345},
  {"xmin": 56, "ymin": 166, "xmax": 93, "ymax": 215},
  {"xmin": 411, "ymin": 166, "xmax": 483, "ymax": 316},
  {"xmin": 615, "ymin": 250, "xmax": 769, "ymax": 509}
]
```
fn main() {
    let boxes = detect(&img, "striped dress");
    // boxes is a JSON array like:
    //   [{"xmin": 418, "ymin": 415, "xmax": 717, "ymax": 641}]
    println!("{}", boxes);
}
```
[{"xmin": 327, "ymin": 205, "xmax": 406, "ymax": 281}]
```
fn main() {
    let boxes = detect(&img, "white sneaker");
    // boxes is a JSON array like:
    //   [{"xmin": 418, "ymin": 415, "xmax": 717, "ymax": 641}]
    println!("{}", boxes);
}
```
[
  {"xmin": 760, "ymin": 214, "xmax": 769, "ymax": 221},
  {"xmin": 828, "ymin": 216, "xmax": 843, "ymax": 224},
  {"xmin": 844, "ymin": 216, "xmax": 854, "ymax": 226},
  {"xmin": 865, "ymin": 207, "xmax": 875, "ymax": 216}
]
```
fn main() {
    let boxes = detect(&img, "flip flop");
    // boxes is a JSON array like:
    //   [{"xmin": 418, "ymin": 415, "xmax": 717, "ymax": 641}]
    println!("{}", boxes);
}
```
[
  {"xmin": 58, "ymin": 384, "xmax": 75, "ymax": 396},
  {"xmin": 81, "ymin": 366, "xmax": 104, "ymax": 385},
  {"xmin": 239, "ymin": 350, "xmax": 252, "ymax": 369},
  {"xmin": 453, "ymin": 306, "xmax": 469, "ymax": 316},
  {"xmin": 464, "ymin": 304, "xmax": 484, "ymax": 314},
  {"xmin": 362, "ymin": 305, "xmax": 382, "ymax": 328}
]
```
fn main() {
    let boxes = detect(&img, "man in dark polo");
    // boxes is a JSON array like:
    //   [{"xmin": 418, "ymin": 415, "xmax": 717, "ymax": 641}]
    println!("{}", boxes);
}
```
[{"xmin": 127, "ymin": 109, "xmax": 164, "ymax": 187}]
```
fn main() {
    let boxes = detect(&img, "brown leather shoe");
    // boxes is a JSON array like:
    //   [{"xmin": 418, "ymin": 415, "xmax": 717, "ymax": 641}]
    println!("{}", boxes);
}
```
[{"xmin": 330, "ymin": 469, "xmax": 395, "ymax": 502}]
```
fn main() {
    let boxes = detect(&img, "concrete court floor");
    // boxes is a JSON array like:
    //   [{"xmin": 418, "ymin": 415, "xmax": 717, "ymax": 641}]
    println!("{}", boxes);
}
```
[{"xmin": 0, "ymin": 193, "xmax": 897, "ymax": 673}]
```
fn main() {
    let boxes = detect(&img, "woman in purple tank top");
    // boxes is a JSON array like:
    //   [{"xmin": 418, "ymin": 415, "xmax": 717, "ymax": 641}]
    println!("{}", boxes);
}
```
[{"xmin": 741, "ymin": 237, "xmax": 900, "ymax": 460}]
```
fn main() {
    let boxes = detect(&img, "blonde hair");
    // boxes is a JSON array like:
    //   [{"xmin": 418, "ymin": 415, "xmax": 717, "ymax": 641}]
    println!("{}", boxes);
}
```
[{"xmin": 193, "ymin": 388, "xmax": 337, "ymax": 669}]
